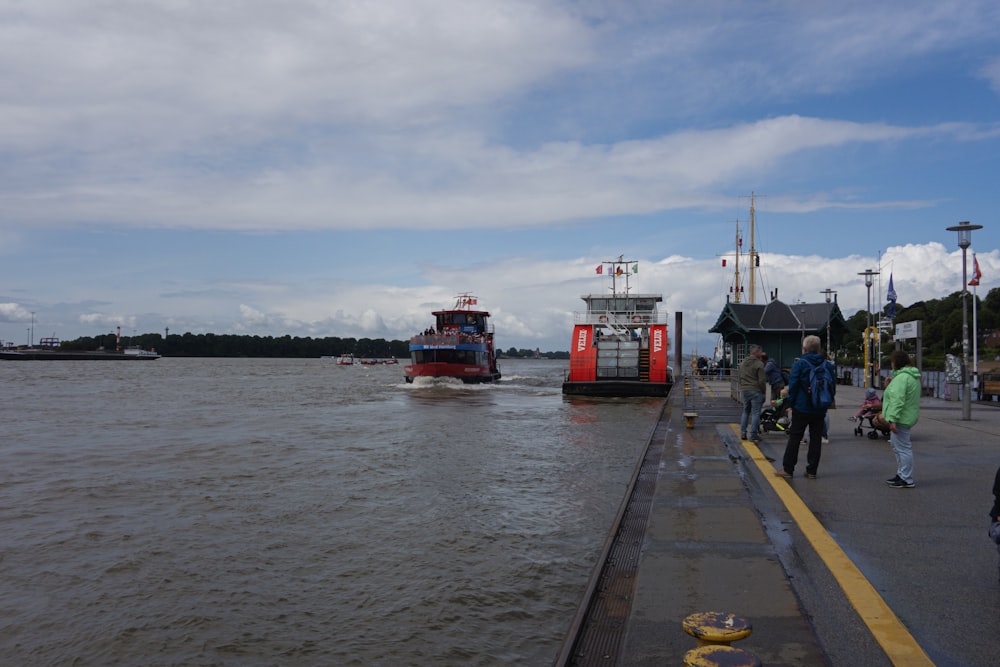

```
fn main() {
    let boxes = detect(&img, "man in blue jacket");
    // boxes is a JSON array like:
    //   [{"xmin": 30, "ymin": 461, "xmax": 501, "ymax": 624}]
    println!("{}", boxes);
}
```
[{"xmin": 775, "ymin": 335, "xmax": 835, "ymax": 479}]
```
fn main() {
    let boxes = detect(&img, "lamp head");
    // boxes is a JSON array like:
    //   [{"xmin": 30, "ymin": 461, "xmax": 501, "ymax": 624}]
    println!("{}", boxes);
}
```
[{"xmin": 946, "ymin": 222, "xmax": 983, "ymax": 250}]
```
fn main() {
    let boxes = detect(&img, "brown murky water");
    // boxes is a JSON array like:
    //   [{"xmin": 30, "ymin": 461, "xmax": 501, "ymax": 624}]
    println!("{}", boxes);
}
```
[{"xmin": 1, "ymin": 358, "xmax": 662, "ymax": 665}]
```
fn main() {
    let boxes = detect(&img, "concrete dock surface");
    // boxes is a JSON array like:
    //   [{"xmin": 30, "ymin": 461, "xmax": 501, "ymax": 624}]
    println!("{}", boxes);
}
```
[{"xmin": 611, "ymin": 377, "xmax": 1000, "ymax": 666}]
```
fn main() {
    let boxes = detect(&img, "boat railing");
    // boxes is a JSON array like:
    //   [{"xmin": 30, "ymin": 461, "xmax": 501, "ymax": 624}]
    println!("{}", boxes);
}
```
[
  {"xmin": 573, "ymin": 311, "xmax": 666, "ymax": 326},
  {"xmin": 411, "ymin": 332, "xmax": 488, "ymax": 346}
]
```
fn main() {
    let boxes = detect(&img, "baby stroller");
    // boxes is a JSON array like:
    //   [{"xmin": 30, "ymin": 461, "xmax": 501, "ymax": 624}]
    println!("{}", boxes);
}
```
[
  {"xmin": 850, "ymin": 388, "xmax": 891, "ymax": 440},
  {"xmin": 760, "ymin": 396, "xmax": 790, "ymax": 434}
]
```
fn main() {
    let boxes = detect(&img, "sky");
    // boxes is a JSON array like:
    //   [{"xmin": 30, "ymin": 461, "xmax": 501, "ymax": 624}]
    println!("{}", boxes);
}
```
[{"xmin": 2, "ymin": 1, "xmax": 1000, "ymax": 356}]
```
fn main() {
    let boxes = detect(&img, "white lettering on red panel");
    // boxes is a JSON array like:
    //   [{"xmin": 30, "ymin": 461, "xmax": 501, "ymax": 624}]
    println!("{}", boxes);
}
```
[
  {"xmin": 653, "ymin": 328, "xmax": 663, "ymax": 353},
  {"xmin": 576, "ymin": 328, "xmax": 589, "ymax": 352}
]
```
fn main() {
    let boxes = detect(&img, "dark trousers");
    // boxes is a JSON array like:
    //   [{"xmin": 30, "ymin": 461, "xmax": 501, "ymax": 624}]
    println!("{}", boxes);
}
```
[{"xmin": 782, "ymin": 409, "xmax": 826, "ymax": 475}]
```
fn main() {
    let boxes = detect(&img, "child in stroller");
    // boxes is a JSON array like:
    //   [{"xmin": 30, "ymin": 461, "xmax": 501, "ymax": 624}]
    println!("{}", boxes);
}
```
[
  {"xmin": 850, "ymin": 387, "xmax": 890, "ymax": 439},
  {"xmin": 759, "ymin": 389, "xmax": 790, "ymax": 434}
]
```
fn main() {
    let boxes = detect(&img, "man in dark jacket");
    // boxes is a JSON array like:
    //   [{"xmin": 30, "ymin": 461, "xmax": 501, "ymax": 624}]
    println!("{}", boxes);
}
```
[{"xmin": 775, "ymin": 335, "xmax": 835, "ymax": 479}]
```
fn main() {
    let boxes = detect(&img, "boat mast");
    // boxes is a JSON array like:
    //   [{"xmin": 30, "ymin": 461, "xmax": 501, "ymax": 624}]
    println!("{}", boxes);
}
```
[{"xmin": 607, "ymin": 255, "xmax": 634, "ymax": 295}]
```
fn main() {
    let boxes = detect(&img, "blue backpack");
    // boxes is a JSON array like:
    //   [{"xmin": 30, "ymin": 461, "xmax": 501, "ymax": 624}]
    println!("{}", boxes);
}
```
[{"xmin": 808, "ymin": 360, "xmax": 835, "ymax": 410}]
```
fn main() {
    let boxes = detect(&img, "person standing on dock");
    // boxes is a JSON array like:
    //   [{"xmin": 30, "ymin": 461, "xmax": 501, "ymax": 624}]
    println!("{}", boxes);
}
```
[
  {"xmin": 882, "ymin": 349, "xmax": 921, "ymax": 489},
  {"xmin": 775, "ymin": 335, "xmax": 835, "ymax": 479},
  {"xmin": 738, "ymin": 344, "xmax": 767, "ymax": 442},
  {"xmin": 763, "ymin": 352, "xmax": 785, "ymax": 399}
]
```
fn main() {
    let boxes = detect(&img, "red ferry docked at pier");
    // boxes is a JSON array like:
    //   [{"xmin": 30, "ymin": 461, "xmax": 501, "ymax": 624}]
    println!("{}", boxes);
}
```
[
  {"xmin": 404, "ymin": 294, "xmax": 501, "ymax": 384},
  {"xmin": 562, "ymin": 258, "xmax": 672, "ymax": 397}
]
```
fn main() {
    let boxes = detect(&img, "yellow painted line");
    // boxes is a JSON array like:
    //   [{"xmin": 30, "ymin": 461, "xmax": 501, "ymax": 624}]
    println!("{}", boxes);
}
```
[
  {"xmin": 732, "ymin": 424, "xmax": 934, "ymax": 666},
  {"xmin": 692, "ymin": 377, "xmax": 718, "ymax": 398}
]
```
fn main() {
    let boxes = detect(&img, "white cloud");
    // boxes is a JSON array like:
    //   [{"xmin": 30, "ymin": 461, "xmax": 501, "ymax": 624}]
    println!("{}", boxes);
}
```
[
  {"xmin": 6, "ymin": 242, "xmax": 986, "ymax": 354},
  {"xmin": 979, "ymin": 56, "xmax": 1000, "ymax": 94},
  {"xmin": 0, "ymin": 302, "xmax": 32, "ymax": 323}
]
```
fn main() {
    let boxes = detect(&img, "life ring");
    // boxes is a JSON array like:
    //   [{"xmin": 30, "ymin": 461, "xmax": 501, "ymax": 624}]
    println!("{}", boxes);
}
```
[
  {"xmin": 598, "ymin": 315, "xmax": 608, "ymax": 323},
  {"xmin": 632, "ymin": 315, "xmax": 642, "ymax": 323}
]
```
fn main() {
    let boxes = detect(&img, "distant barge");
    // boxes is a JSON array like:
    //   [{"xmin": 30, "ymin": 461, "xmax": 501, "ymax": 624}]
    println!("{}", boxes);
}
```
[{"xmin": 0, "ymin": 335, "xmax": 160, "ymax": 361}]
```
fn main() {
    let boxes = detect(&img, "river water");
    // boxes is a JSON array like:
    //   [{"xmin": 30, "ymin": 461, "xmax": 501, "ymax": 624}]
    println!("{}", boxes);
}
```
[{"xmin": 0, "ymin": 357, "xmax": 665, "ymax": 666}]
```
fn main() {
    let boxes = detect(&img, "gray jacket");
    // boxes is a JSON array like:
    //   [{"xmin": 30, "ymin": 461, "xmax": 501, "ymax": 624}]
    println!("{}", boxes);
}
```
[{"xmin": 738, "ymin": 355, "xmax": 767, "ymax": 393}]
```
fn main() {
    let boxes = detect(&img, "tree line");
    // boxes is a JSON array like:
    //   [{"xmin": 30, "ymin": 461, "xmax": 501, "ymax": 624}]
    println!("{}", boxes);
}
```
[
  {"xmin": 59, "ymin": 332, "xmax": 573, "ymax": 359},
  {"xmin": 61, "ymin": 332, "xmax": 411, "ymax": 359},
  {"xmin": 842, "ymin": 286, "xmax": 1000, "ymax": 368},
  {"xmin": 54, "ymin": 286, "xmax": 1000, "ymax": 363}
]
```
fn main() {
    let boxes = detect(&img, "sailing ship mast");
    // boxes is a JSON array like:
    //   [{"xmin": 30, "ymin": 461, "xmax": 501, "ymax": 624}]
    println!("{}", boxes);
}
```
[
  {"xmin": 724, "ymin": 191, "xmax": 762, "ymax": 304},
  {"xmin": 733, "ymin": 221, "xmax": 742, "ymax": 303}
]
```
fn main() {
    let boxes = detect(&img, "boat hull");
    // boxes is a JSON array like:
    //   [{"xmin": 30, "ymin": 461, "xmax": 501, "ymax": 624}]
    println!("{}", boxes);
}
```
[
  {"xmin": 404, "ymin": 362, "xmax": 500, "ymax": 383},
  {"xmin": 562, "ymin": 380, "xmax": 671, "ymax": 397}
]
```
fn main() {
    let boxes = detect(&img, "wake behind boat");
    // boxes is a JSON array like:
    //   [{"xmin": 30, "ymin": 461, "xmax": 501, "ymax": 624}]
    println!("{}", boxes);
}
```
[
  {"xmin": 404, "ymin": 294, "xmax": 501, "ymax": 384},
  {"xmin": 562, "ymin": 258, "xmax": 672, "ymax": 396}
]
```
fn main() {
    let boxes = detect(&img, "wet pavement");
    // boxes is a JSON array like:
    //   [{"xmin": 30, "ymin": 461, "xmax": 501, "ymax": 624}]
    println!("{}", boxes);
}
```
[{"xmin": 614, "ymin": 376, "xmax": 1000, "ymax": 666}]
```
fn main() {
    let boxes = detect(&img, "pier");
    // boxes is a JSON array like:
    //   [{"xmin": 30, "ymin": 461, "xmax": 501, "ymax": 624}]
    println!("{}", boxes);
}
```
[{"xmin": 556, "ymin": 377, "xmax": 1000, "ymax": 666}]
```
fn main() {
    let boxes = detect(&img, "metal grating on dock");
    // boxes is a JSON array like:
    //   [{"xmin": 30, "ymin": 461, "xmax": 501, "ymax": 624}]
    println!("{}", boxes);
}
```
[
  {"xmin": 553, "ymin": 378, "xmax": 739, "ymax": 666},
  {"xmin": 552, "ymin": 402, "xmax": 671, "ymax": 666}
]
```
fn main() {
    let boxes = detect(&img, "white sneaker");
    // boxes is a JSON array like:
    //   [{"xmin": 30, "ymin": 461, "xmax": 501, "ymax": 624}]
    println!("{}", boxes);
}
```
[{"xmin": 821, "ymin": 437, "xmax": 830, "ymax": 445}]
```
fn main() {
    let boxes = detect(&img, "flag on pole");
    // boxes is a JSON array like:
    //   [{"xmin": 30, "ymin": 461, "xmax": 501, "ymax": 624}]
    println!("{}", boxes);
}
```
[
  {"xmin": 969, "ymin": 253, "xmax": 982, "ymax": 287},
  {"xmin": 632, "ymin": 263, "xmax": 639, "ymax": 274},
  {"xmin": 595, "ymin": 264, "xmax": 603, "ymax": 275},
  {"xmin": 886, "ymin": 273, "xmax": 897, "ymax": 318},
  {"xmin": 615, "ymin": 266, "xmax": 623, "ymax": 276}
]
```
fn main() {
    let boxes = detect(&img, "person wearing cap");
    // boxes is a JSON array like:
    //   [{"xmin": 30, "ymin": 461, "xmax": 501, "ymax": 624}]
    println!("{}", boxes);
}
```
[{"xmin": 854, "ymin": 387, "xmax": 882, "ymax": 420}]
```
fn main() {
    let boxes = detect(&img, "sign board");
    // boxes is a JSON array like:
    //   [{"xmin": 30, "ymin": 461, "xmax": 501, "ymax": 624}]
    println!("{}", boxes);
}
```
[
  {"xmin": 945, "ymin": 353, "xmax": 962, "ymax": 383},
  {"xmin": 894, "ymin": 320, "xmax": 921, "ymax": 340}
]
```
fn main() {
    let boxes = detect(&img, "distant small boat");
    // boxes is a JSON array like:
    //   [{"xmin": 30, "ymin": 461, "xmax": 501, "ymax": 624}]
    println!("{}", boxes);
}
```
[{"xmin": 335, "ymin": 355, "xmax": 355, "ymax": 366}]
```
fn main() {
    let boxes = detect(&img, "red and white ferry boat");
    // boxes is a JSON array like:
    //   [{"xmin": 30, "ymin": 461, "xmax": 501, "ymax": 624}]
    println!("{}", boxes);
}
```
[
  {"xmin": 562, "ymin": 258, "xmax": 672, "ymax": 396},
  {"xmin": 404, "ymin": 294, "xmax": 501, "ymax": 384}
]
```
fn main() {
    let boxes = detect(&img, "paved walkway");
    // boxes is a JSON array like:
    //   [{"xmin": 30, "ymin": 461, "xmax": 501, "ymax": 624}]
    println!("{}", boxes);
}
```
[{"xmin": 616, "ymin": 377, "xmax": 1000, "ymax": 666}]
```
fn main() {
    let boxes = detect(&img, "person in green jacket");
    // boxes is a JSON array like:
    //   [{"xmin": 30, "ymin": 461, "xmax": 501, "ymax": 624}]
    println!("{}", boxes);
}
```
[{"xmin": 882, "ymin": 349, "xmax": 922, "ymax": 488}]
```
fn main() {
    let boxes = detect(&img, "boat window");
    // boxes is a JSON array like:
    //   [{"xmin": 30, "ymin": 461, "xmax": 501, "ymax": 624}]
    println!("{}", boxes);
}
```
[{"xmin": 635, "ymin": 298, "xmax": 655, "ymax": 312}]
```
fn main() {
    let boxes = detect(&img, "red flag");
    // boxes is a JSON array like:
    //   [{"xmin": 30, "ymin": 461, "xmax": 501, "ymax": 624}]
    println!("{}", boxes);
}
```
[
  {"xmin": 969, "ymin": 253, "xmax": 982, "ymax": 286},
  {"xmin": 595, "ymin": 264, "xmax": 603, "ymax": 275}
]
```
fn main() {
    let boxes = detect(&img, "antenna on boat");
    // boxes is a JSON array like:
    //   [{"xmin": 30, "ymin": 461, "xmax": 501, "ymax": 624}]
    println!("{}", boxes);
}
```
[{"xmin": 604, "ymin": 255, "xmax": 637, "ymax": 295}]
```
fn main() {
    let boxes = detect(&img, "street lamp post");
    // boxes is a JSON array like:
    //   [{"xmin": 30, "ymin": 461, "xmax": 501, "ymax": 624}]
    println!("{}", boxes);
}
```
[
  {"xmin": 857, "ymin": 269, "xmax": 879, "ymax": 388},
  {"xmin": 820, "ymin": 288, "xmax": 837, "ymax": 357},
  {"xmin": 946, "ymin": 222, "xmax": 983, "ymax": 421}
]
